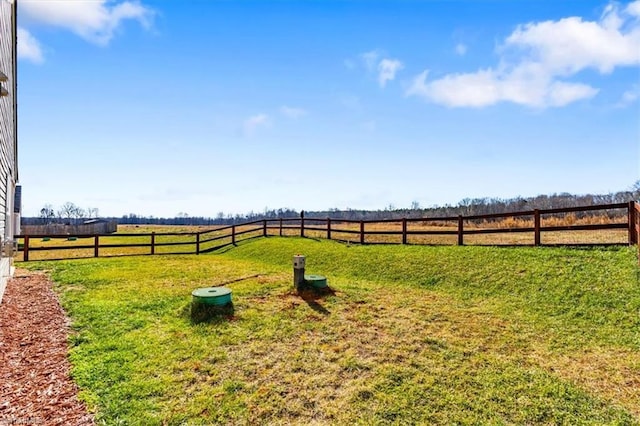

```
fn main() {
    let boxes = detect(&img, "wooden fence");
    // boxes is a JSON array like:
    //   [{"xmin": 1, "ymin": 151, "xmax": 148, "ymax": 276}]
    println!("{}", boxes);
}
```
[{"xmin": 15, "ymin": 202, "xmax": 638, "ymax": 262}]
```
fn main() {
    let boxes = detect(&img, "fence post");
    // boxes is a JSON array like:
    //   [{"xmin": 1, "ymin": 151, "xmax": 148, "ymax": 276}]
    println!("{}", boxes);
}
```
[
  {"xmin": 360, "ymin": 221, "xmax": 365, "ymax": 244},
  {"xmin": 457, "ymin": 216, "xmax": 463, "ymax": 246},
  {"xmin": 327, "ymin": 218, "xmax": 331, "ymax": 240},
  {"xmin": 628, "ymin": 201, "xmax": 637, "ymax": 245},
  {"xmin": 402, "ymin": 218, "xmax": 407, "ymax": 245},
  {"xmin": 636, "ymin": 202, "xmax": 640, "ymax": 265},
  {"xmin": 232, "ymin": 225, "xmax": 236, "ymax": 245},
  {"xmin": 196, "ymin": 233, "xmax": 200, "ymax": 255},
  {"xmin": 534, "ymin": 210, "xmax": 541, "ymax": 246},
  {"xmin": 636, "ymin": 202, "xmax": 640, "ymax": 249},
  {"xmin": 279, "ymin": 218, "xmax": 283, "ymax": 237},
  {"xmin": 94, "ymin": 235, "xmax": 99, "ymax": 257},
  {"xmin": 151, "ymin": 232, "xmax": 155, "ymax": 255},
  {"xmin": 300, "ymin": 211, "xmax": 305, "ymax": 238},
  {"xmin": 23, "ymin": 236, "xmax": 29, "ymax": 262}
]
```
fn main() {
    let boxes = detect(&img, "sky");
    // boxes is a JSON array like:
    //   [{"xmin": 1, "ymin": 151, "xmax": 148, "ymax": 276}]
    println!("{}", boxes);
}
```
[{"xmin": 16, "ymin": 0, "xmax": 640, "ymax": 218}]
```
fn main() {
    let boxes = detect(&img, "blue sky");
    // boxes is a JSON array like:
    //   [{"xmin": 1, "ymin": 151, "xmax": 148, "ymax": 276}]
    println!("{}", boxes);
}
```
[{"xmin": 16, "ymin": 0, "xmax": 640, "ymax": 218}]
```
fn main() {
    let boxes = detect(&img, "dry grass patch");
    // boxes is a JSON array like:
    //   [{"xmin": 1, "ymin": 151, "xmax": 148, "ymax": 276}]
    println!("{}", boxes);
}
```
[{"xmin": 16, "ymin": 212, "xmax": 627, "ymax": 263}]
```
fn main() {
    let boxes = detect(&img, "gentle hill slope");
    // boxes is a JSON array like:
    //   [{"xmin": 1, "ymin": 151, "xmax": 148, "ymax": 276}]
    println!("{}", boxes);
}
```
[{"xmin": 21, "ymin": 238, "xmax": 640, "ymax": 424}]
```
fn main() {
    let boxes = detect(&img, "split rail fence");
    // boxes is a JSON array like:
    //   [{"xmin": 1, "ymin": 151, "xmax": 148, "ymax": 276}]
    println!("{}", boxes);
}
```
[{"xmin": 16, "ymin": 201, "xmax": 640, "ymax": 262}]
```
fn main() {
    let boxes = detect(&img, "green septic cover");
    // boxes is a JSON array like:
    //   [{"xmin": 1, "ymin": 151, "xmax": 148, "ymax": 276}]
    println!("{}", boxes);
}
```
[
  {"xmin": 192, "ymin": 287, "xmax": 232, "ymax": 305},
  {"xmin": 304, "ymin": 274, "xmax": 328, "ymax": 288}
]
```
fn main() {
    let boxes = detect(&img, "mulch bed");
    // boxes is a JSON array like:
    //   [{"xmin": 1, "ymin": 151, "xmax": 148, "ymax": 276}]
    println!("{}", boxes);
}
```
[{"xmin": 0, "ymin": 269, "xmax": 94, "ymax": 425}]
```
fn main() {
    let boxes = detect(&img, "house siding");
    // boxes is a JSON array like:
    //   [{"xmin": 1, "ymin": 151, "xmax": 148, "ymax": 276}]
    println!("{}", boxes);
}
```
[{"xmin": 0, "ymin": 0, "xmax": 17, "ymax": 295}]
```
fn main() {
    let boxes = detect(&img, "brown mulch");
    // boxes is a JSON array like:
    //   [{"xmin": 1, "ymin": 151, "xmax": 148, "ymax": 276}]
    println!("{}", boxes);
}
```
[{"xmin": 0, "ymin": 269, "xmax": 94, "ymax": 426}]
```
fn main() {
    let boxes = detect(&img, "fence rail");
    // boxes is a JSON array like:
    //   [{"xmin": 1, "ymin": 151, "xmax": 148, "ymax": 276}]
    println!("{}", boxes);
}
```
[{"xmin": 15, "ymin": 202, "xmax": 638, "ymax": 262}]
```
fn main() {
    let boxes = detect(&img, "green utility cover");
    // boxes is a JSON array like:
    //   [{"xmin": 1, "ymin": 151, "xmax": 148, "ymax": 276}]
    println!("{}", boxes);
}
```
[
  {"xmin": 304, "ymin": 274, "xmax": 328, "ymax": 288},
  {"xmin": 192, "ymin": 287, "xmax": 232, "ymax": 305}
]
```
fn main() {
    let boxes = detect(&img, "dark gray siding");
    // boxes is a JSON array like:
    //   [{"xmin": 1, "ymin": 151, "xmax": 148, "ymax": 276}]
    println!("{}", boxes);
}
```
[{"xmin": 0, "ymin": 0, "xmax": 17, "ymax": 245}]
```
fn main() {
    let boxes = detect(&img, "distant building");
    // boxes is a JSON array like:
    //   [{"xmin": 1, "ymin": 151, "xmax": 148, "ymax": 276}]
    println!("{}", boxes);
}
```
[
  {"xmin": 20, "ymin": 219, "xmax": 117, "ymax": 236},
  {"xmin": 0, "ymin": 0, "xmax": 19, "ymax": 293}
]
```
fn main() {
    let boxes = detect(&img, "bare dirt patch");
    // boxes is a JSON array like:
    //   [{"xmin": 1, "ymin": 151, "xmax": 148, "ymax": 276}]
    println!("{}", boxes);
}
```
[{"xmin": 0, "ymin": 269, "xmax": 93, "ymax": 425}]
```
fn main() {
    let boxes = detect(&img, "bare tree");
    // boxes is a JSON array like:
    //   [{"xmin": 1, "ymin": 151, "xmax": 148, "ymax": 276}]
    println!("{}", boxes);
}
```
[
  {"xmin": 86, "ymin": 207, "xmax": 99, "ymax": 219},
  {"xmin": 73, "ymin": 207, "xmax": 86, "ymax": 223},
  {"xmin": 631, "ymin": 180, "xmax": 640, "ymax": 200},
  {"xmin": 39, "ymin": 204, "xmax": 55, "ymax": 224},
  {"xmin": 58, "ymin": 202, "xmax": 83, "ymax": 225}
]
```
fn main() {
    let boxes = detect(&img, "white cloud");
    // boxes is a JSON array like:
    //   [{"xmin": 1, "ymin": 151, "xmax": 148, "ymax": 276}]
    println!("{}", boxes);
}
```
[
  {"xmin": 504, "ymin": 15, "xmax": 639, "ymax": 75},
  {"xmin": 455, "ymin": 43, "xmax": 467, "ymax": 56},
  {"xmin": 354, "ymin": 50, "xmax": 404, "ymax": 88},
  {"xmin": 361, "ymin": 50, "xmax": 380, "ymax": 71},
  {"xmin": 407, "ymin": 2, "xmax": 640, "ymax": 108},
  {"xmin": 17, "ymin": 27, "xmax": 44, "ymax": 64},
  {"xmin": 546, "ymin": 81, "xmax": 600, "ymax": 106},
  {"xmin": 280, "ymin": 106, "xmax": 308, "ymax": 119},
  {"xmin": 625, "ymin": 0, "xmax": 640, "ymax": 18},
  {"xmin": 378, "ymin": 58, "xmax": 404, "ymax": 88},
  {"xmin": 19, "ymin": 0, "xmax": 154, "ymax": 45},
  {"xmin": 407, "ymin": 68, "xmax": 599, "ymax": 108},
  {"xmin": 408, "ymin": 70, "xmax": 497, "ymax": 108},
  {"xmin": 617, "ymin": 84, "xmax": 640, "ymax": 107},
  {"xmin": 243, "ymin": 114, "xmax": 271, "ymax": 137}
]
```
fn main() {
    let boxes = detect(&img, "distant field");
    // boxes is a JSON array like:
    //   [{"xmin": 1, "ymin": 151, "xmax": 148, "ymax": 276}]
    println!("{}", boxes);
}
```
[
  {"xmin": 300, "ymin": 220, "xmax": 627, "ymax": 245},
  {"xmin": 20, "ymin": 238, "xmax": 640, "ymax": 424},
  {"xmin": 15, "ymin": 216, "xmax": 628, "ymax": 262}
]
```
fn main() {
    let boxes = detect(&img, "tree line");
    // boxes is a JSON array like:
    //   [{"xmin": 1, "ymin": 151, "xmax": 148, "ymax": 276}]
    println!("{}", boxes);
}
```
[
  {"xmin": 21, "ymin": 182, "xmax": 640, "ymax": 227},
  {"xmin": 26, "ymin": 202, "xmax": 100, "ymax": 226}
]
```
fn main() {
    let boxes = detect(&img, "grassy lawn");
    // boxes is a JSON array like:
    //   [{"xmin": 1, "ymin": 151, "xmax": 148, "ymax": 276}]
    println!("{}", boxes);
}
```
[{"xmin": 20, "ymin": 238, "xmax": 640, "ymax": 425}]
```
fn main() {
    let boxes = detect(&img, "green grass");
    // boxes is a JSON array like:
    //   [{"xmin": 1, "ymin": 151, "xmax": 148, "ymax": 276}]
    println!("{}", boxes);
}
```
[{"xmin": 20, "ymin": 237, "xmax": 640, "ymax": 425}]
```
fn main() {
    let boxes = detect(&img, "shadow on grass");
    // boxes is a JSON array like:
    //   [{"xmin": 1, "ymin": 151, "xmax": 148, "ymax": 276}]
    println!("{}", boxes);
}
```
[
  {"xmin": 297, "ymin": 286, "xmax": 336, "ymax": 316},
  {"xmin": 179, "ymin": 302, "xmax": 236, "ymax": 325}
]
